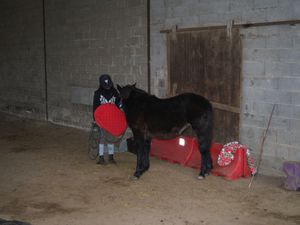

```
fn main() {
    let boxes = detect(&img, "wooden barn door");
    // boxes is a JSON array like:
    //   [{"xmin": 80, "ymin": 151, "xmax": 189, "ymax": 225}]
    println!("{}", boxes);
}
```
[{"xmin": 167, "ymin": 28, "xmax": 241, "ymax": 143}]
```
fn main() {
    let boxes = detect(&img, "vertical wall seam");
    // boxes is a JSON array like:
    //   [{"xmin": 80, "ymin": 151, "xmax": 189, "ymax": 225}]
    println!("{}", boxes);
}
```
[
  {"xmin": 42, "ymin": 0, "xmax": 48, "ymax": 120},
  {"xmin": 147, "ymin": 0, "xmax": 151, "ymax": 94}
]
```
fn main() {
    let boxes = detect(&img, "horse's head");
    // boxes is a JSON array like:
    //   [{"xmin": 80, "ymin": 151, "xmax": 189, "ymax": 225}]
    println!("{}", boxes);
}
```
[{"xmin": 117, "ymin": 83, "xmax": 136, "ymax": 100}]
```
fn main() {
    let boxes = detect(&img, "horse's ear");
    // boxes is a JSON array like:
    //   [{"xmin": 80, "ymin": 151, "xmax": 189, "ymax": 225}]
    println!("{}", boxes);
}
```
[
  {"xmin": 117, "ymin": 84, "xmax": 122, "ymax": 91},
  {"xmin": 132, "ymin": 83, "xmax": 136, "ymax": 88}
]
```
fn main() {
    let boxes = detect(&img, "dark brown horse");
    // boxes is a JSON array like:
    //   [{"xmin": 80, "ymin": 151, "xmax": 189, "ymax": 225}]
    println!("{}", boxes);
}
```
[{"xmin": 117, "ymin": 84, "xmax": 213, "ymax": 180}]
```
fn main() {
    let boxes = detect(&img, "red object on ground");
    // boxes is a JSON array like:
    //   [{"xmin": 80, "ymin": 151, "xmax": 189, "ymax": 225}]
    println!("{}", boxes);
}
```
[
  {"xmin": 94, "ymin": 104, "xmax": 127, "ymax": 137},
  {"xmin": 150, "ymin": 137, "xmax": 252, "ymax": 180},
  {"xmin": 212, "ymin": 148, "xmax": 252, "ymax": 180}
]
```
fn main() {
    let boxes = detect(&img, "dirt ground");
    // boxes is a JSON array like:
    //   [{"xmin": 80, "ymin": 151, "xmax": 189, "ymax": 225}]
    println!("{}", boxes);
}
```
[{"xmin": 0, "ymin": 113, "xmax": 299, "ymax": 225}]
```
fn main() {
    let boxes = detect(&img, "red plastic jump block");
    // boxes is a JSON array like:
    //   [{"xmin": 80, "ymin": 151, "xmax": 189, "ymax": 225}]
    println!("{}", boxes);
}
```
[
  {"xmin": 150, "ymin": 137, "xmax": 200, "ymax": 165},
  {"xmin": 150, "ymin": 136, "xmax": 252, "ymax": 180},
  {"xmin": 211, "ymin": 148, "xmax": 252, "ymax": 180}
]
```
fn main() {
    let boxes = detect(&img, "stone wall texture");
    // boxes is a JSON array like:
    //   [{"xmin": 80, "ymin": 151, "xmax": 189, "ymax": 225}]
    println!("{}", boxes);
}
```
[
  {"xmin": 45, "ymin": 0, "xmax": 147, "ymax": 128},
  {"xmin": 0, "ymin": 0, "xmax": 46, "ymax": 120},
  {"xmin": 0, "ymin": 0, "xmax": 147, "ymax": 128}
]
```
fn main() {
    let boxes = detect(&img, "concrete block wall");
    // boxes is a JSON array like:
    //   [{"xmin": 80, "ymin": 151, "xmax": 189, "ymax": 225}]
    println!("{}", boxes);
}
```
[
  {"xmin": 240, "ymin": 25, "xmax": 300, "ymax": 175},
  {"xmin": 150, "ymin": 0, "xmax": 300, "ymax": 176},
  {"xmin": 45, "ymin": 0, "xmax": 147, "ymax": 128},
  {"xmin": 0, "ymin": 0, "xmax": 46, "ymax": 120},
  {"xmin": 0, "ymin": 0, "xmax": 148, "ymax": 129}
]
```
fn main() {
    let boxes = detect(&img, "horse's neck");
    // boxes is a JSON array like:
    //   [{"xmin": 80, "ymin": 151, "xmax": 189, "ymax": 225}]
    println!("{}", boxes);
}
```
[
  {"xmin": 133, "ymin": 87, "xmax": 148, "ymax": 95},
  {"xmin": 124, "ymin": 90, "xmax": 149, "ymax": 111},
  {"xmin": 131, "ymin": 89, "xmax": 150, "ymax": 99}
]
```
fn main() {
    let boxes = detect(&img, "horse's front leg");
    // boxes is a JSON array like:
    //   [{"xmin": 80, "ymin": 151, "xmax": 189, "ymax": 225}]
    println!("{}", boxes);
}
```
[
  {"xmin": 133, "ymin": 137, "xmax": 144, "ymax": 179},
  {"xmin": 143, "ymin": 138, "xmax": 151, "ymax": 171},
  {"xmin": 133, "ymin": 137, "xmax": 151, "ymax": 179}
]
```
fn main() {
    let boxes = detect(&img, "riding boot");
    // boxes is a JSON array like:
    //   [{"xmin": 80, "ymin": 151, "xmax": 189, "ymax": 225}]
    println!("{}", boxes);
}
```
[
  {"xmin": 97, "ymin": 155, "xmax": 106, "ymax": 165},
  {"xmin": 108, "ymin": 144, "xmax": 116, "ymax": 164},
  {"xmin": 108, "ymin": 154, "xmax": 116, "ymax": 164},
  {"xmin": 96, "ymin": 143, "xmax": 105, "ymax": 164}
]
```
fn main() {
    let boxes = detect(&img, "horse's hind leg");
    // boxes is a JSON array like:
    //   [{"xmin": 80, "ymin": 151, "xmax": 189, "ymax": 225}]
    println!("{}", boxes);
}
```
[
  {"xmin": 192, "ymin": 121, "xmax": 213, "ymax": 179},
  {"xmin": 197, "ymin": 134, "xmax": 212, "ymax": 179},
  {"xmin": 133, "ymin": 135, "xmax": 151, "ymax": 179}
]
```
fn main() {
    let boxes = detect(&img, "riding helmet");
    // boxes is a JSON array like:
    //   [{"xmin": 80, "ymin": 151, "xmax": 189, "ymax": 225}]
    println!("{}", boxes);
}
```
[{"xmin": 99, "ymin": 74, "xmax": 113, "ymax": 90}]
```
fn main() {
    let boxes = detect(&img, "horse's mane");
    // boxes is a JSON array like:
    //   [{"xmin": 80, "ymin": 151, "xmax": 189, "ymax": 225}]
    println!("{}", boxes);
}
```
[
  {"xmin": 133, "ymin": 86, "xmax": 148, "ymax": 95},
  {"xmin": 130, "ymin": 86, "xmax": 158, "ymax": 100},
  {"xmin": 132, "ymin": 86, "xmax": 180, "ymax": 101}
]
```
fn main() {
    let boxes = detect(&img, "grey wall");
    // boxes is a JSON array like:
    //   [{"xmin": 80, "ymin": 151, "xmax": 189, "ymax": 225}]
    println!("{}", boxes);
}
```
[
  {"xmin": 0, "ymin": 0, "xmax": 148, "ymax": 128},
  {"xmin": 46, "ymin": 0, "xmax": 147, "ymax": 128},
  {"xmin": 150, "ymin": 0, "xmax": 300, "ymax": 176},
  {"xmin": 0, "ymin": 0, "xmax": 46, "ymax": 120}
]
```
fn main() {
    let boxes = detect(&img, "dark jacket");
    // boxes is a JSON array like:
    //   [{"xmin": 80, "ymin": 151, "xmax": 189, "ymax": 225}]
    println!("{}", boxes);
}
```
[{"xmin": 93, "ymin": 86, "xmax": 122, "ymax": 119}]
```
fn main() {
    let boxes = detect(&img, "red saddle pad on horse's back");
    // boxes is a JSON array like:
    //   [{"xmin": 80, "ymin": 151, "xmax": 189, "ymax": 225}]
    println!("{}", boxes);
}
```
[{"xmin": 94, "ymin": 104, "xmax": 127, "ymax": 137}]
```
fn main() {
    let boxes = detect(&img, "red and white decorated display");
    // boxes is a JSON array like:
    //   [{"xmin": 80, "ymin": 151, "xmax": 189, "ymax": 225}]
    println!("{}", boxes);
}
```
[{"xmin": 217, "ymin": 141, "xmax": 256, "ymax": 175}]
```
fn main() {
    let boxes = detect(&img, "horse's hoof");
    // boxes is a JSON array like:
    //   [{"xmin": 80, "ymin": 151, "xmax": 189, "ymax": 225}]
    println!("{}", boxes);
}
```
[
  {"xmin": 197, "ymin": 175, "xmax": 205, "ymax": 180},
  {"xmin": 132, "ymin": 176, "xmax": 140, "ymax": 181}
]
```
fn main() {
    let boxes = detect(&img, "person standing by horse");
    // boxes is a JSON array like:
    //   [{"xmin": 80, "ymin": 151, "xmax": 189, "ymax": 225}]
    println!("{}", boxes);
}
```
[{"xmin": 93, "ymin": 74, "xmax": 122, "ymax": 165}]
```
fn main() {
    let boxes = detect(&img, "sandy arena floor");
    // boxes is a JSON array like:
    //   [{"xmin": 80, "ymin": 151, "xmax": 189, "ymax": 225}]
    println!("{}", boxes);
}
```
[{"xmin": 0, "ymin": 113, "xmax": 299, "ymax": 225}]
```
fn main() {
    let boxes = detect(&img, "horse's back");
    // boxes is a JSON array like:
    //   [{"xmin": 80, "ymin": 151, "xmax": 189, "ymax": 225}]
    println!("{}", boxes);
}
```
[
  {"xmin": 146, "ymin": 92, "xmax": 212, "ymax": 117},
  {"xmin": 144, "ymin": 93, "xmax": 212, "ymax": 129},
  {"xmin": 177, "ymin": 93, "xmax": 211, "ymax": 107}
]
